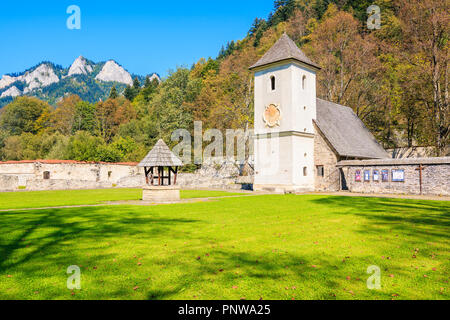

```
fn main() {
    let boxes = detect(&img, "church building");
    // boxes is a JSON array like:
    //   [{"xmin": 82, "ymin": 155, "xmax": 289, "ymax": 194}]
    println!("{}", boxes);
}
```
[{"xmin": 250, "ymin": 34, "xmax": 389, "ymax": 193}]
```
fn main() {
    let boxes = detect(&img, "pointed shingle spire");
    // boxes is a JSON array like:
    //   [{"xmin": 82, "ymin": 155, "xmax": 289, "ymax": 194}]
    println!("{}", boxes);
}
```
[
  {"xmin": 138, "ymin": 139, "xmax": 183, "ymax": 167},
  {"xmin": 249, "ymin": 33, "xmax": 320, "ymax": 70}
]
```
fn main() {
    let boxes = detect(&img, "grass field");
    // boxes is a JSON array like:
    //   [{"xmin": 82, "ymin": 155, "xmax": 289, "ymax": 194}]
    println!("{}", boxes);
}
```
[
  {"xmin": 0, "ymin": 189, "xmax": 245, "ymax": 210},
  {"xmin": 0, "ymin": 190, "xmax": 448, "ymax": 300}
]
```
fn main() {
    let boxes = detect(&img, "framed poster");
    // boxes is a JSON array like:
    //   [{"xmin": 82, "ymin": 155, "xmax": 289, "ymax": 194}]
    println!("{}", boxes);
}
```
[
  {"xmin": 373, "ymin": 169, "xmax": 380, "ymax": 182},
  {"xmin": 355, "ymin": 170, "xmax": 361, "ymax": 182},
  {"xmin": 381, "ymin": 169, "xmax": 389, "ymax": 182},
  {"xmin": 391, "ymin": 169, "xmax": 405, "ymax": 182},
  {"xmin": 364, "ymin": 170, "xmax": 371, "ymax": 182}
]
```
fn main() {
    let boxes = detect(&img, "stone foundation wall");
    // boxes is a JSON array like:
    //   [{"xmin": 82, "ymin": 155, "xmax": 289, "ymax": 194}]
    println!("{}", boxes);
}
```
[{"xmin": 339, "ymin": 158, "xmax": 450, "ymax": 196}]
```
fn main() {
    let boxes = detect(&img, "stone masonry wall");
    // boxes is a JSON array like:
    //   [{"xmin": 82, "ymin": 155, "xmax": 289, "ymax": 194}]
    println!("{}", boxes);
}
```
[
  {"xmin": 0, "ymin": 159, "xmax": 248, "ymax": 192},
  {"xmin": 313, "ymin": 126, "xmax": 340, "ymax": 191},
  {"xmin": 343, "ymin": 163, "xmax": 450, "ymax": 196}
]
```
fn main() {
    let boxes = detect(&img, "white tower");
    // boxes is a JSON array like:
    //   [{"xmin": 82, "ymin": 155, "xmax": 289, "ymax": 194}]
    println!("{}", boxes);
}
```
[{"xmin": 249, "ymin": 34, "xmax": 320, "ymax": 192}]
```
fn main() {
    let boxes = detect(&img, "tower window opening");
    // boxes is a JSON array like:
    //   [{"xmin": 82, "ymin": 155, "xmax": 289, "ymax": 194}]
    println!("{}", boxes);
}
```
[
  {"xmin": 270, "ymin": 76, "xmax": 276, "ymax": 91},
  {"xmin": 303, "ymin": 166, "xmax": 308, "ymax": 176},
  {"xmin": 302, "ymin": 75, "xmax": 306, "ymax": 90}
]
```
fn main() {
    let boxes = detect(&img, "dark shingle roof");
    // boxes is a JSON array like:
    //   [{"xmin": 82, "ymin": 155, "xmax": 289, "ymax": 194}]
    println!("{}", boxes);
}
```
[
  {"xmin": 315, "ymin": 98, "xmax": 389, "ymax": 159},
  {"xmin": 249, "ymin": 33, "xmax": 320, "ymax": 70},
  {"xmin": 138, "ymin": 139, "xmax": 183, "ymax": 167}
]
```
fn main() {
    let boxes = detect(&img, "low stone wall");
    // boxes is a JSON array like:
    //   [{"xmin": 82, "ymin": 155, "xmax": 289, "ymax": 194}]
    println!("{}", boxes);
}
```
[
  {"xmin": 177, "ymin": 157, "xmax": 246, "ymax": 190},
  {"xmin": 0, "ymin": 159, "xmax": 250, "ymax": 192},
  {"xmin": 338, "ymin": 157, "xmax": 450, "ymax": 196},
  {"xmin": 0, "ymin": 175, "xmax": 19, "ymax": 191},
  {"xmin": 0, "ymin": 160, "xmax": 145, "ymax": 191}
]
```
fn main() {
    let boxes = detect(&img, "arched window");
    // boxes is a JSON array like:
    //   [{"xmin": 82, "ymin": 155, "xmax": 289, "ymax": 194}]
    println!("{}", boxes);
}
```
[
  {"xmin": 303, "ymin": 166, "xmax": 308, "ymax": 176},
  {"xmin": 302, "ymin": 75, "xmax": 306, "ymax": 90},
  {"xmin": 270, "ymin": 76, "xmax": 276, "ymax": 91}
]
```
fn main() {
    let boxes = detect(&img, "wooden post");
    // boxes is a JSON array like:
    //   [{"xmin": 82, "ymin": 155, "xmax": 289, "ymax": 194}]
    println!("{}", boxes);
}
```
[
  {"xmin": 415, "ymin": 164, "xmax": 426, "ymax": 195},
  {"xmin": 144, "ymin": 167, "xmax": 149, "ymax": 185},
  {"xmin": 150, "ymin": 167, "xmax": 154, "ymax": 185},
  {"xmin": 174, "ymin": 167, "xmax": 178, "ymax": 185},
  {"xmin": 158, "ymin": 166, "xmax": 161, "ymax": 186},
  {"xmin": 168, "ymin": 167, "xmax": 171, "ymax": 185}
]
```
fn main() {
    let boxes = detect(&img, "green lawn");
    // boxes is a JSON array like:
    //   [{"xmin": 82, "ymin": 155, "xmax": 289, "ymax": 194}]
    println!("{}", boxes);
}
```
[
  {"xmin": 0, "ymin": 188, "xmax": 245, "ymax": 210},
  {"xmin": 0, "ymin": 193, "xmax": 448, "ymax": 300}
]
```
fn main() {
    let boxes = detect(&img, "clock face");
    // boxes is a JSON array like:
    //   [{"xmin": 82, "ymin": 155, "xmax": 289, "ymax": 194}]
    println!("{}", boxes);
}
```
[{"xmin": 263, "ymin": 104, "xmax": 281, "ymax": 127}]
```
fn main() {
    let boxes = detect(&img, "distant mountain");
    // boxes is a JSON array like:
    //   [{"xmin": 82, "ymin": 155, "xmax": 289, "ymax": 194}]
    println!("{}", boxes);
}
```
[{"xmin": 0, "ymin": 57, "xmax": 160, "ymax": 107}]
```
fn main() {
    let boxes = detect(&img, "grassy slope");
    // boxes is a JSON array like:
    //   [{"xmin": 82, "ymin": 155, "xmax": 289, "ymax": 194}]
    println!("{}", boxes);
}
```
[
  {"xmin": 0, "ymin": 194, "xmax": 448, "ymax": 300},
  {"xmin": 0, "ymin": 189, "xmax": 245, "ymax": 210}
]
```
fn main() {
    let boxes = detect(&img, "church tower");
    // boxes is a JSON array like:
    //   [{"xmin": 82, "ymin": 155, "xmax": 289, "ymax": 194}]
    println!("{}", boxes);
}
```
[{"xmin": 249, "ymin": 34, "xmax": 321, "ymax": 192}]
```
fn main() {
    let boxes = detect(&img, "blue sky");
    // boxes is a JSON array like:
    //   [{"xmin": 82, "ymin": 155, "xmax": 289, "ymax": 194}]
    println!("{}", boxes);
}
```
[{"xmin": 0, "ymin": 0, "xmax": 275, "ymax": 78}]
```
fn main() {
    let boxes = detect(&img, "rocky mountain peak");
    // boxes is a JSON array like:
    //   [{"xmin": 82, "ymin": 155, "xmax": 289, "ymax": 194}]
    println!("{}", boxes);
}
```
[
  {"xmin": 0, "ymin": 75, "xmax": 18, "ymax": 90},
  {"xmin": 95, "ymin": 60, "xmax": 133, "ymax": 85},
  {"xmin": 148, "ymin": 73, "xmax": 161, "ymax": 83},
  {"xmin": 0, "ymin": 86, "xmax": 21, "ymax": 98},
  {"xmin": 68, "ymin": 56, "xmax": 93, "ymax": 76},
  {"xmin": 22, "ymin": 63, "xmax": 60, "ymax": 94}
]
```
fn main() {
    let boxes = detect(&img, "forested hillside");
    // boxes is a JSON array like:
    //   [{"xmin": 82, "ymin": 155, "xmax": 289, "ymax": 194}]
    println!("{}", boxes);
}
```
[{"xmin": 0, "ymin": 0, "xmax": 448, "ymax": 163}]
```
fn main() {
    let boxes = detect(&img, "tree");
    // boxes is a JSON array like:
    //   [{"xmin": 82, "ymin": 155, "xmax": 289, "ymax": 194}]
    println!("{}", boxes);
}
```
[
  {"xmin": 249, "ymin": 18, "xmax": 268, "ymax": 47},
  {"xmin": 73, "ymin": 101, "xmax": 97, "ymax": 134},
  {"xmin": 136, "ymin": 75, "xmax": 160, "ymax": 103},
  {"xmin": 397, "ymin": 0, "xmax": 449, "ymax": 155},
  {"xmin": 147, "ymin": 68, "xmax": 196, "ymax": 142},
  {"xmin": 96, "ymin": 144, "xmax": 122, "ymax": 162},
  {"xmin": 123, "ymin": 85, "xmax": 134, "ymax": 101},
  {"xmin": 96, "ymin": 99, "xmax": 120, "ymax": 142},
  {"xmin": 2, "ymin": 131, "xmax": 66, "ymax": 160},
  {"xmin": 66, "ymin": 131, "xmax": 104, "ymax": 161},
  {"xmin": 132, "ymin": 77, "xmax": 141, "ymax": 91},
  {"xmin": 123, "ymin": 78, "xmax": 141, "ymax": 102},
  {"xmin": 51, "ymin": 95, "xmax": 81, "ymax": 135},
  {"xmin": 96, "ymin": 97, "xmax": 136, "ymax": 142},
  {"xmin": 109, "ymin": 85, "xmax": 118, "ymax": 99},
  {"xmin": 123, "ymin": 77, "xmax": 142, "ymax": 102},
  {"xmin": 0, "ymin": 97, "xmax": 52, "ymax": 135},
  {"xmin": 304, "ymin": 5, "xmax": 380, "ymax": 119},
  {"xmin": 268, "ymin": 0, "xmax": 299, "ymax": 27},
  {"xmin": 109, "ymin": 136, "xmax": 146, "ymax": 162}
]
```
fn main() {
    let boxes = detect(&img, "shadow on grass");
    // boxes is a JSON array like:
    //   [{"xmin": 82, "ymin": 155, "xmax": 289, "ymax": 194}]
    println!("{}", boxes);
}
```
[
  {"xmin": 1, "ymin": 196, "xmax": 448, "ymax": 300},
  {"xmin": 310, "ymin": 196, "xmax": 450, "ymax": 240},
  {"xmin": 0, "ymin": 206, "xmax": 200, "ymax": 272},
  {"xmin": 145, "ymin": 250, "xmax": 346, "ymax": 300}
]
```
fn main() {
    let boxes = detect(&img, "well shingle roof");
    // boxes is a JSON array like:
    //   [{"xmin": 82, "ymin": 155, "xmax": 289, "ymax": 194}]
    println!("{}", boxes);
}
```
[
  {"xmin": 249, "ymin": 33, "xmax": 320, "ymax": 70},
  {"xmin": 138, "ymin": 139, "xmax": 183, "ymax": 167},
  {"xmin": 315, "ymin": 98, "xmax": 389, "ymax": 159}
]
